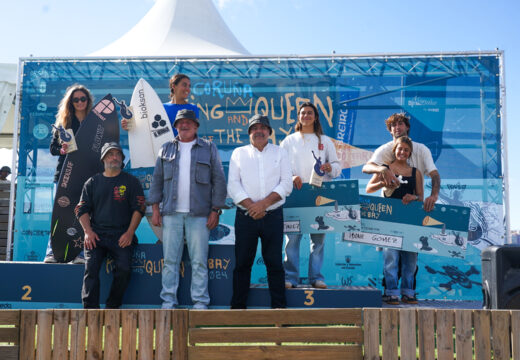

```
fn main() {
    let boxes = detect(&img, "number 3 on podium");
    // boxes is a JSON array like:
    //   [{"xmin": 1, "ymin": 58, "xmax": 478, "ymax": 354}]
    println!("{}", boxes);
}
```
[{"xmin": 304, "ymin": 290, "xmax": 315, "ymax": 306}]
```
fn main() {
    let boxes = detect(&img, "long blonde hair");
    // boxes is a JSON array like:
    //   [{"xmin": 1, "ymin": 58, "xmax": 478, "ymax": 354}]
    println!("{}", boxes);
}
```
[{"xmin": 55, "ymin": 84, "xmax": 93, "ymax": 128}]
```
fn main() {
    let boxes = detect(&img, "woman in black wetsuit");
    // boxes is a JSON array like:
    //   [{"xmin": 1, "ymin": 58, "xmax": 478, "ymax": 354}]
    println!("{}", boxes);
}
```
[{"xmin": 366, "ymin": 136, "xmax": 423, "ymax": 305}]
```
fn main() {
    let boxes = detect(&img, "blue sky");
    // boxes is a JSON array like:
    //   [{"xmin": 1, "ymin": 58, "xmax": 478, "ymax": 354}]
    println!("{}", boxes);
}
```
[{"xmin": 0, "ymin": 0, "xmax": 518, "ymax": 230}]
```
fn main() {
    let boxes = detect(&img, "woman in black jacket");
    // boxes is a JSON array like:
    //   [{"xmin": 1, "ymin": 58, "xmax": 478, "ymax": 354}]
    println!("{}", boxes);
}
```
[{"xmin": 44, "ymin": 84, "xmax": 93, "ymax": 263}]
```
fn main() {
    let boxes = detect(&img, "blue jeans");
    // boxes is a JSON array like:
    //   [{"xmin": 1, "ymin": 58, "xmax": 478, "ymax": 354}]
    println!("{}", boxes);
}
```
[
  {"xmin": 383, "ymin": 248, "xmax": 417, "ymax": 297},
  {"xmin": 284, "ymin": 233, "xmax": 325, "ymax": 286},
  {"xmin": 161, "ymin": 213, "xmax": 210, "ymax": 308}
]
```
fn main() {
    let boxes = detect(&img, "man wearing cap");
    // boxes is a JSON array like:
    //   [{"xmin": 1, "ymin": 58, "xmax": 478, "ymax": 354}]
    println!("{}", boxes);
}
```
[
  {"xmin": 227, "ymin": 114, "xmax": 293, "ymax": 309},
  {"xmin": 149, "ymin": 109, "xmax": 226, "ymax": 310},
  {"xmin": 75, "ymin": 142, "xmax": 145, "ymax": 309},
  {"xmin": 0, "ymin": 166, "xmax": 11, "ymax": 183}
]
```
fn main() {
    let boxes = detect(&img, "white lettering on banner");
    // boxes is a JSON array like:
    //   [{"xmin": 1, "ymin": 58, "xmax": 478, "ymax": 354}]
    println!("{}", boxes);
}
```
[
  {"xmin": 284, "ymin": 221, "xmax": 301, "ymax": 233},
  {"xmin": 336, "ymin": 109, "xmax": 348, "ymax": 142},
  {"xmin": 343, "ymin": 231, "xmax": 402, "ymax": 249}
]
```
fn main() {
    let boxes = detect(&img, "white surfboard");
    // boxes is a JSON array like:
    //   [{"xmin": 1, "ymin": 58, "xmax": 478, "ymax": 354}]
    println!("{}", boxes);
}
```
[
  {"xmin": 129, "ymin": 78, "xmax": 174, "ymax": 168},
  {"xmin": 129, "ymin": 79, "xmax": 174, "ymax": 239}
]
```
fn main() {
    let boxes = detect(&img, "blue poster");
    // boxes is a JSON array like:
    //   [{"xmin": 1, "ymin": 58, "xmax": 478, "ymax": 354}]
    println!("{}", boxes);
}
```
[
  {"xmin": 284, "ymin": 180, "xmax": 360, "ymax": 234},
  {"xmin": 344, "ymin": 195, "xmax": 470, "ymax": 258}
]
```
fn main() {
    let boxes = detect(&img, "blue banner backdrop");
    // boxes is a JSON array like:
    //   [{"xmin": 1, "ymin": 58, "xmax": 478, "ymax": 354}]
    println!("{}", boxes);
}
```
[{"xmin": 13, "ymin": 55, "xmax": 504, "ymax": 300}]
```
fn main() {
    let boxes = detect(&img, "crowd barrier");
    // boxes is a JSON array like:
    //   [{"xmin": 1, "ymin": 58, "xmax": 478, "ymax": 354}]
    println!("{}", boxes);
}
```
[{"xmin": 1, "ymin": 308, "xmax": 519, "ymax": 359}]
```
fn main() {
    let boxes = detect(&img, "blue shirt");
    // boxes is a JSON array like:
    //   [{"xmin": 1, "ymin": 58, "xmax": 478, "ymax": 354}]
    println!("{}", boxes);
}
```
[{"xmin": 163, "ymin": 103, "xmax": 199, "ymax": 137}]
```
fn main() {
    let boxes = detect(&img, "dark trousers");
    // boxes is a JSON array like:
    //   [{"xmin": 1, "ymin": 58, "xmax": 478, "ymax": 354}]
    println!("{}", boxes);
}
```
[
  {"xmin": 231, "ymin": 207, "xmax": 286, "ymax": 309},
  {"xmin": 82, "ymin": 232, "xmax": 134, "ymax": 309}
]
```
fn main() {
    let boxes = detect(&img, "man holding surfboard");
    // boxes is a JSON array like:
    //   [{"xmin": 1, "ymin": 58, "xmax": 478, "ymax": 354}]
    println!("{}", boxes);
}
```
[
  {"xmin": 76, "ymin": 142, "xmax": 145, "ymax": 309},
  {"xmin": 149, "ymin": 109, "xmax": 227, "ymax": 310}
]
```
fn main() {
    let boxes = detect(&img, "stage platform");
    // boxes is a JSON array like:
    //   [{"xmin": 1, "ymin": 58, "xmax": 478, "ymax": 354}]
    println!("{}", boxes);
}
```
[
  {"xmin": 383, "ymin": 299, "xmax": 482, "ymax": 309},
  {"xmin": 0, "ymin": 244, "xmax": 382, "ymax": 309}
]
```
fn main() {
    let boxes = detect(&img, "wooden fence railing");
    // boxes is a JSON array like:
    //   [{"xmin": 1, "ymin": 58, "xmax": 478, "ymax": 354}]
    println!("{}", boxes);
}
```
[{"xmin": 1, "ymin": 308, "xmax": 519, "ymax": 359}]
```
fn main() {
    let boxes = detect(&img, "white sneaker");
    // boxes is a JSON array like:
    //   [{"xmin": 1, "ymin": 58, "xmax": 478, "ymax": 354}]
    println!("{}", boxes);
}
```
[
  {"xmin": 312, "ymin": 280, "xmax": 327, "ymax": 289},
  {"xmin": 70, "ymin": 255, "xmax": 85, "ymax": 264},
  {"xmin": 43, "ymin": 254, "xmax": 57, "ymax": 263}
]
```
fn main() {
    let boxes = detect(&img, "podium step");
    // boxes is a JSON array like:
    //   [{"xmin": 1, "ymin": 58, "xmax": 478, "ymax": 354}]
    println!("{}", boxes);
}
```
[{"xmin": 0, "ymin": 244, "xmax": 381, "ymax": 309}]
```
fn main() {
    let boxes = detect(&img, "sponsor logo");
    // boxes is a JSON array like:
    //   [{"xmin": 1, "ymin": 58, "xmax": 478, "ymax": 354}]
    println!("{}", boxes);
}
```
[
  {"xmin": 91, "ymin": 124, "xmax": 104, "ymax": 153},
  {"xmin": 66, "ymin": 227, "xmax": 77, "ymax": 236},
  {"xmin": 138, "ymin": 89, "xmax": 147, "ymax": 116},
  {"xmin": 335, "ymin": 255, "xmax": 362, "ymax": 270},
  {"xmin": 24, "ymin": 251, "xmax": 39, "ymax": 261},
  {"xmin": 39, "ymin": 80, "xmax": 47, "ymax": 93},
  {"xmin": 95, "ymin": 99, "xmax": 115, "ymax": 114},
  {"xmin": 57, "ymin": 196, "xmax": 70, "ymax": 207},
  {"xmin": 32, "ymin": 124, "xmax": 49, "ymax": 140},
  {"xmin": 73, "ymin": 237, "xmax": 83, "ymax": 248},
  {"xmin": 60, "ymin": 161, "xmax": 73, "ymax": 189},
  {"xmin": 36, "ymin": 102, "xmax": 47, "ymax": 111},
  {"xmin": 93, "ymin": 99, "xmax": 115, "ymax": 120},
  {"xmin": 151, "ymin": 114, "xmax": 170, "ymax": 138}
]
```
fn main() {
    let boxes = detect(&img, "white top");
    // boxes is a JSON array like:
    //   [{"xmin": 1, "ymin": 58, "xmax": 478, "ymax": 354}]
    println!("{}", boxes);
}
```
[
  {"xmin": 280, "ymin": 132, "xmax": 341, "ymax": 183},
  {"xmin": 368, "ymin": 140, "xmax": 437, "ymax": 177},
  {"xmin": 227, "ymin": 143, "xmax": 293, "ymax": 211},
  {"xmin": 176, "ymin": 139, "xmax": 196, "ymax": 212}
]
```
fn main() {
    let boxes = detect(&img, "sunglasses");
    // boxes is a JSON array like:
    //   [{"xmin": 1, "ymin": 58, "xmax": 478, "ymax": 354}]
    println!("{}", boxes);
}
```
[{"xmin": 72, "ymin": 96, "xmax": 87, "ymax": 103}]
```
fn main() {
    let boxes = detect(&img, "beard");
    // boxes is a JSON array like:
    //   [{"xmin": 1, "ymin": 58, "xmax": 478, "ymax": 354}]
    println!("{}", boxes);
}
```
[{"xmin": 104, "ymin": 160, "xmax": 122, "ymax": 171}]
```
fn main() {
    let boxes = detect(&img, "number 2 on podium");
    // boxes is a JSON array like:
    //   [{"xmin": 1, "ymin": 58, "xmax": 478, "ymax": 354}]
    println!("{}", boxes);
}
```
[{"xmin": 22, "ymin": 285, "xmax": 32, "ymax": 301}]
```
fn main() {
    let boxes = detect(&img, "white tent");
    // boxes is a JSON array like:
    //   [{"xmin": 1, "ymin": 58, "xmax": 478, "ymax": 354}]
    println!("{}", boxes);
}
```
[
  {"xmin": 0, "ymin": 0, "xmax": 248, "ymax": 150},
  {"xmin": 0, "ymin": 63, "xmax": 16, "ymax": 149},
  {"xmin": 91, "ymin": 0, "xmax": 248, "ymax": 56}
]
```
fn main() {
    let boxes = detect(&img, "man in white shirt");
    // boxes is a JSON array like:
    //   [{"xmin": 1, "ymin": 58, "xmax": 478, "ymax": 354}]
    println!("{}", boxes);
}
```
[
  {"xmin": 227, "ymin": 114, "xmax": 293, "ymax": 309},
  {"xmin": 362, "ymin": 113, "xmax": 440, "ymax": 212}
]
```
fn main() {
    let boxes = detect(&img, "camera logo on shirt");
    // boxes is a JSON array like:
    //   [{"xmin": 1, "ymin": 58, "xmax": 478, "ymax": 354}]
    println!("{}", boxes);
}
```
[{"xmin": 113, "ymin": 185, "xmax": 127, "ymax": 202}]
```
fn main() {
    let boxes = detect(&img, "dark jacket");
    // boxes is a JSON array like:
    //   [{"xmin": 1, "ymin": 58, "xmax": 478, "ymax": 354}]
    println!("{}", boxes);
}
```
[{"xmin": 50, "ymin": 115, "xmax": 80, "ymax": 183}]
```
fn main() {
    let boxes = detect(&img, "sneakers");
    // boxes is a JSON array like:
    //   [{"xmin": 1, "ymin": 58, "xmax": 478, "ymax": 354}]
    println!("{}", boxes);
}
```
[
  {"xmin": 382, "ymin": 295, "xmax": 400, "ymax": 305},
  {"xmin": 193, "ymin": 303, "xmax": 208, "ymax": 310},
  {"xmin": 401, "ymin": 295, "xmax": 418, "ymax": 304},
  {"xmin": 43, "ymin": 254, "xmax": 57, "ymax": 263},
  {"xmin": 285, "ymin": 281, "xmax": 295, "ymax": 289},
  {"xmin": 70, "ymin": 255, "xmax": 85, "ymax": 264},
  {"xmin": 312, "ymin": 280, "xmax": 327, "ymax": 289}
]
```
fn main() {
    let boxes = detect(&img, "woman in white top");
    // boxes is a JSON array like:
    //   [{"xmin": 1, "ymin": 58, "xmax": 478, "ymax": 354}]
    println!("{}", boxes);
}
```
[{"xmin": 280, "ymin": 102, "xmax": 341, "ymax": 288}]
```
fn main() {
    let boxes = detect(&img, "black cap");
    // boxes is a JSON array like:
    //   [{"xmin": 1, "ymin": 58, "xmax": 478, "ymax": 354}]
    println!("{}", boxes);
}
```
[
  {"xmin": 0, "ymin": 166, "xmax": 10, "ymax": 174},
  {"xmin": 174, "ymin": 109, "xmax": 199, "ymax": 128},
  {"xmin": 100, "ymin": 142, "xmax": 125, "ymax": 161},
  {"xmin": 248, "ymin": 114, "xmax": 272, "ymax": 135}
]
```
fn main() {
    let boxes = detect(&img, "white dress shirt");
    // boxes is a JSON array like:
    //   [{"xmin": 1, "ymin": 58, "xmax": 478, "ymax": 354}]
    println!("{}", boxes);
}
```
[{"xmin": 227, "ymin": 143, "xmax": 293, "ymax": 211}]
